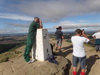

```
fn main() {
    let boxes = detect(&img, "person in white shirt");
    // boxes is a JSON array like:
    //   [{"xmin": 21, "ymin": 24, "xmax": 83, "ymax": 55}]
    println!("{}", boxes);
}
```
[
  {"xmin": 71, "ymin": 29, "xmax": 90, "ymax": 75},
  {"xmin": 92, "ymin": 30, "xmax": 100, "ymax": 53}
]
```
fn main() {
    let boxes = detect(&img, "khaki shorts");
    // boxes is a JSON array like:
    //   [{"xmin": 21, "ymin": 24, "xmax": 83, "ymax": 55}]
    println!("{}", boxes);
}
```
[{"xmin": 56, "ymin": 39, "xmax": 62, "ymax": 47}]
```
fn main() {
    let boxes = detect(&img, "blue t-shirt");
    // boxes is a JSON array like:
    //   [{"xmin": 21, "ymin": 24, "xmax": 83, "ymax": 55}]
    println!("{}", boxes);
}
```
[{"xmin": 55, "ymin": 30, "xmax": 63, "ymax": 39}]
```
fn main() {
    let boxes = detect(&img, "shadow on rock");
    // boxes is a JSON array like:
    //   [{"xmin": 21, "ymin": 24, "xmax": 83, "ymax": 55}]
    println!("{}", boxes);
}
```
[
  {"xmin": 64, "ymin": 59, "xmax": 72, "ymax": 75},
  {"xmin": 54, "ymin": 45, "xmax": 73, "ymax": 57},
  {"xmin": 77, "ymin": 55, "xmax": 100, "ymax": 75},
  {"xmin": 86, "ymin": 55, "xmax": 100, "ymax": 75},
  {"xmin": 61, "ymin": 45, "xmax": 73, "ymax": 50}
]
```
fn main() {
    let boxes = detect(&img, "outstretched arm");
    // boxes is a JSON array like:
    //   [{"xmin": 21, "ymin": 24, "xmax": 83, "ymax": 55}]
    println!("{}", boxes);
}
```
[
  {"xmin": 82, "ymin": 31, "xmax": 90, "ymax": 43},
  {"xmin": 82, "ymin": 31, "xmax": 89, "ymax": 39}
]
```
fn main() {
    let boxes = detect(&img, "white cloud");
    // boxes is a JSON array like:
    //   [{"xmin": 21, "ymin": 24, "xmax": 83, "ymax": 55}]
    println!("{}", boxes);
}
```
[
  {"xmin": 56, "ymin": 21, "xmax": 100, "ymax": 29},
  {"xmin": 0, "ymin": 13, "xmax": 34, "ymax": 21},
  {"xmin": 6, "ymin": 23, "xmax": 29, "ymax": 27},
  {"xmin": 79, "ymin": 20, "xmax": 89, "ymax": 23},
  {"xmin": 3, "ymin": 0, "xmax": 100, "ymax": 22},
  {"xmin": 1, "ymin": 0, "xmax": 100, "ymax": 33},
  {"xmin": 0, "ymin": 27, "xmax": 28, "ymax": 34}
]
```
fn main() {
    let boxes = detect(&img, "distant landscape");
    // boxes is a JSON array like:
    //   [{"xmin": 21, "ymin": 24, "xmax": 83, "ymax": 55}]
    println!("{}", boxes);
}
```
[
  {"xmin": 0, "ymin": 31, "xmax": 96, "ymax": 54},
  {"xmin": 0, "ymin": 33, "xmax": 27, "ymax": 54}
]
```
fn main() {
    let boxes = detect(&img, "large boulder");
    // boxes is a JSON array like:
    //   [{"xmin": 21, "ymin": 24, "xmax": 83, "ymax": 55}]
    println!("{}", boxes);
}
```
[
  {"xmin": 0, "ymin": 56, "xmax": 68, "ymax": 75},
  {"xmin": 14, "ymin": 56, "xmax": 68, "ymax": 75}
]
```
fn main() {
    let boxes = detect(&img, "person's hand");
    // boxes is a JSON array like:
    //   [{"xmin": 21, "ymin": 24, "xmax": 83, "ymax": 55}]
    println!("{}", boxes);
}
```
[
  {"xmin": 39, "ymin": 19, "xmax": 43, "ymax": 28},
  {"xmin": 62, "ymin": 36, "xmax": 64, "ymax": 41},
  {"xmin": 82, "ymin": 31, "xmax": 85, "ymax": 35},
  {"xmin": 39, "ymin": 19, "xmax": 42, "ymax": 23},
  {"xmin": 82, "ymin": 30, "xmax": 89, "ymax": 39}
]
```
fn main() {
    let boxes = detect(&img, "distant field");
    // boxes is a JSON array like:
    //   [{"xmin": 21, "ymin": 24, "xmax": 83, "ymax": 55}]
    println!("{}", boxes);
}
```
[
  {"xmin": 0, "ymin": 32, "xmax": 96, "ymax": 63},
  {"xmin": 0, "ymin": 34, "xmax": 27, "ymax": 53},
  {"xmin": 0, "ymin": 32, "xmax": 95, "ymax": 54}
]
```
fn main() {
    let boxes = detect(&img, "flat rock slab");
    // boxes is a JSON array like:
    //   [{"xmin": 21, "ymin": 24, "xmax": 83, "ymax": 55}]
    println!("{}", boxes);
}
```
[{"xmin": 0, "ymin": 56, "xmax": 68, "ymax": 75}]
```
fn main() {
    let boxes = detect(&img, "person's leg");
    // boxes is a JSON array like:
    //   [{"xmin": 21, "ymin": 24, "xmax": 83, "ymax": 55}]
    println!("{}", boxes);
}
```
[
  {"xmin": 24, "ymin": 38, "xmax": 33, "ymax": 62},
  {"xmin": 72, "ymin": 56, "xmax": 79, "ymax": 75},
  {"xmin": 98, "ymin": 45, "xmax": 100, "ymax": 57},
  {"xmin": 28, "ymin": 41, "xmax": 36, "ymax": 63},
  {"xmin": 55, "ymin": 40, "xmax": 59, "ymax": 50},
  {"xmin": 79, "ymin": 56, "xmax": 86, "ymax": 75},
  {"xmin": 73, "ymin": 67, "xmax": 77, "ymax": 72},
  {"xmin": 32, "ymin": 40, "xmax": 36, "ymax": 59},
  {"xmin": 99, "ymin": 45, "xmax": 100, "ymax": 53},
  {"xmin": 58, "ymin": 39, "xmax": 62, "ymax": 52},
  {"xmin": 95, "ymin": 45, "xmax": 99, "ymax": 53}
]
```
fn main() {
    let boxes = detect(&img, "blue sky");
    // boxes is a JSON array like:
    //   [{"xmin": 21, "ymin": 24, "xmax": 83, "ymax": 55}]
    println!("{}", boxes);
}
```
[{"xmin": 0, "ymin": 0, "xmax": 100, "ymax": 34}]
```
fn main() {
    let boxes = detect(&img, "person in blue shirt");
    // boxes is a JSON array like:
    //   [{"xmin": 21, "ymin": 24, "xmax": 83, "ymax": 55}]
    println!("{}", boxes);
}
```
[{"xmin": 55, "ymin": 26, "xmax": 64, "ymax": 52}]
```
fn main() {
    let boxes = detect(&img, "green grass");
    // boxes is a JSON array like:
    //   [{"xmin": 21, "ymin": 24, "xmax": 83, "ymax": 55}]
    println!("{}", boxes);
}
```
[
  {"xmin": 65, "ymin": 39, "xmax": 72, "ymax": 43},
  {"xmin": 0, "ymin": 50, "xmax": 22, "ymax": 63}
]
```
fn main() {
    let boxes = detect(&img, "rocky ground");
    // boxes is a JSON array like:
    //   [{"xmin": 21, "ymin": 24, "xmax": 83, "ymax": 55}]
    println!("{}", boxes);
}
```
[
  {"xmin": 51, "ymin": 39, "xmax": 100, "ymax": 75},
  {"xmin": 0, "ymin": 39, "xmax": 100, "ymax": 75}
]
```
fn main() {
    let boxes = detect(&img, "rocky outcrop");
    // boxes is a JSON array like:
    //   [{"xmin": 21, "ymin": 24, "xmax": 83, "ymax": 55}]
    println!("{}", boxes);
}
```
[{"xmin": 0, "ymin": 56, "xmax": 68, "ymax": 75}]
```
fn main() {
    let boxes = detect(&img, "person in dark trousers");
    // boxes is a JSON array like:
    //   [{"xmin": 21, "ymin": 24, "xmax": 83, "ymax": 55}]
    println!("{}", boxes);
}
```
[
  {"xmin": 92, "ymin": 30, "xmax": 100, "ymax": 53},
  {"xmin": 55, "ymin": 26, "xmax": 64, "ymax": 52},
  {"xmin": 24, "ymin": 17, "xmax": 42, "ymax": 63},
  {"xmin": 71, "ymin": 29, "xmax": 90, "ymax": 75}
]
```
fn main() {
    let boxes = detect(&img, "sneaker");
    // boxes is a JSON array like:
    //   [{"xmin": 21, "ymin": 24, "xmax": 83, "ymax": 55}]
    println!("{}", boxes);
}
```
[{"xmin": 27, "ymin": 59, "xmax": 36, "ymax": 64}]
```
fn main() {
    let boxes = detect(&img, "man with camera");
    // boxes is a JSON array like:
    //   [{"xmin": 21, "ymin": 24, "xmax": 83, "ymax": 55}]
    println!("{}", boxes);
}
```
[{"xmin": 71, "ymin": 29, "xmax": 90, "ymax": 75}]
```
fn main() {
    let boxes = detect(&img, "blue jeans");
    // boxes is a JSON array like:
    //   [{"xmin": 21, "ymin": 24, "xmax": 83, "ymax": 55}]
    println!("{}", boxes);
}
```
[{"xmin": 73, "ymin": 55, "xmax": 86, "ymax": 69}]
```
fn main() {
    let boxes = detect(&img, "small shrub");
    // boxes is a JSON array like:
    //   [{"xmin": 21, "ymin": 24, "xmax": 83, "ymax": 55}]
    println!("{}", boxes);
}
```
[
  {"xmin": 0, "ymin": 57, "xmax": 9, "ymax": 63},
  {"xmin": 14, "ymin": 51, "xmax": 22, "ymax": 54},
  {"xmin": 66, "ymin": 39, "xmax": 71, "ymax": 43}
]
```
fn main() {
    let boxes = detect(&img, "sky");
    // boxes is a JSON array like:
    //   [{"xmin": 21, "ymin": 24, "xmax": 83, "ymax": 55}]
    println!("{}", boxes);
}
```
[{"xmin": 0, "ymin": 0, "xmax": 100, "ymax": 34}]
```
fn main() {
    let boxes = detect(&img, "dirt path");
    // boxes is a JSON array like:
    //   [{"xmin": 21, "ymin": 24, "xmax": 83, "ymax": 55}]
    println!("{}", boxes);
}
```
[{"xmin": 51, "ymin": 39, "xmax": 100, "ymax": 75}]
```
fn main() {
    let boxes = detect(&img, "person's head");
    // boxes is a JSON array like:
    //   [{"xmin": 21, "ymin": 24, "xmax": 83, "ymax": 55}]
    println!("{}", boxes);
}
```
[
  {"xmin": 34, "ymin": 17, "xmax": 39, "ymax": 23},
  {"xmin": 75, "ymin": 29, "xmax": 82, "ymax": 36},
  {"xmin": 58, "ymin": 26, "xmax": 62, "ymax": 30}
]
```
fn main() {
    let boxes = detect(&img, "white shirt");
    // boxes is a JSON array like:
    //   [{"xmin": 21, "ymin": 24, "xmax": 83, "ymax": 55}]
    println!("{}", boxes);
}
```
[
  {"xmin": 71, "ymin": 36, "xmax": 90, "ymax": 57},
  {"xmin": 92, "ymin": 32, "xmax": 100, "ymax": 39}
]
